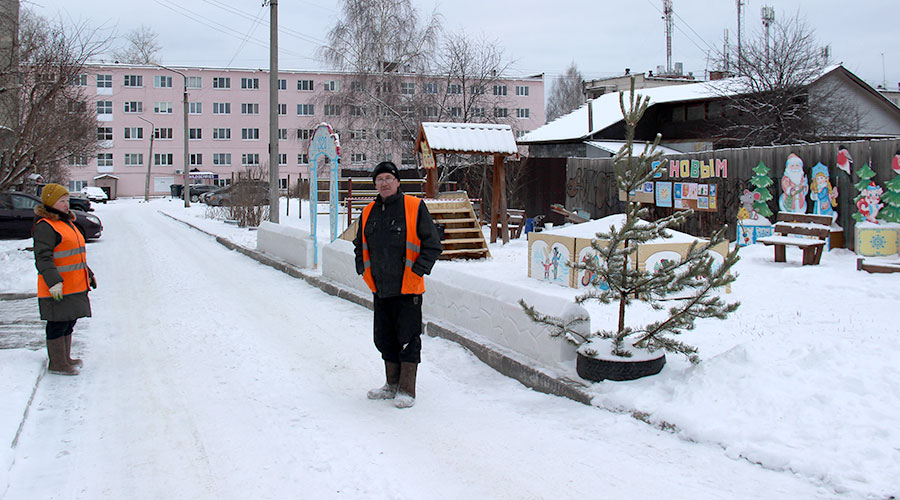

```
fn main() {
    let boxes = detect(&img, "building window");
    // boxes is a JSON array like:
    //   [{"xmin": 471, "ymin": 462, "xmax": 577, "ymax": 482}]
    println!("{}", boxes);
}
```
[
  {"xmin": 297, "ymin": 129, "xmax": 314, "ymax": 140},
  {"xmin": 213, "ymin": 153, "xmax": 231, "ymax": 165},
  {"xmin": 349, "ymin": 105, "xmax": 363, "ymax": 117},
  {"xmin": 297, "ymin": 79, "xmax": 314, "ymax": 91},
  {"xmin": 494, "ymin": 107, "xmax": 508, "ymax": 118},
  {"xmin": 154, "ymin": 101, "xmax": 173, "ymax": 114},
  {"xmin": 470, "ymin": 85, "xmax": 485, "ymax": 95},
  {"xmin": 241, "ymin": 103, "xmax": 259, "ymax": 115},
  {"xmin": 154, "ymin": 128, "xmax": 173, "ymax": 140},
  {"xmin": 447, "ymin": 84, "xmax": 462, "ymax": 95},
  {"xmin": 154, "ymin": 75, "xmax": 172, "ymax": 88},
  {"xmin": 515, "ymin": 85, "xmax": 529, "ymax": 96},
  {"xmin": 423, "ymin": 82, "xmax": 439, "ymax": 94},
  {"xmin": 68, "ymin": 155, "xmax": 88, "ymax": 166},
  {"xmin": 278, "ymin": 128, "xmax": 288, "ymax": 140},
  {"xmin": 213, "ymin": 128, "xmax": 231, "ymax": 140},
  {"xmin": 123, "ymin": 101, "xmax": 143, "ymax": 113},
  {"xmin": 96, "ymin": 74, "xmax": 112, "ymax": 88},
  {"xmin": 324, "ymin": 104, "xmax": 340, "ymax": 116},
  {"xmin": 277, "ymin": 103, "xmax": 287, "ymax": 115},
  {"xmin": 401, "ymin": 82, "xmax": 415, "ymax": 95},
  {"xmin": 189, "ymin": 102, "xmax": 202, "ymax": 114},
  {"xmin": 124, "ymin": 127, "xmax": 143, "ymax": 140},
  {"xmin": 278, "ymin": 79, "xmax": 286, "ymax": 90},
  {"xmin": 97, "ymin": 100, "xmax": 112, "ymax": 115},
  {"xmin": 97, "ymin": 153, "xmax": 113, "ymax": 167},
  {"xmin": 450, "ymin": 106, "xmax": 462, "ymax": 118},
  {"xmin": 189, "ymin": 128, "xmax": 202, "ymax": 140},
  {"xmin": 297, "ymin": 103, "xmax": 314, "ymax": 116},
  {"xmin": 213, "ymin": 77, "xmax": 231, "ymax": 89},
  {"xmin": 349, "ymin": 129, "xmax": 367, "ymax": 140},
  {"xmin": 516, "ymin": 108, "xmax": 530, "ymax": 118},
  {"xmin": 278, "ymin": 153, "xmax": 287, "ymax": 166},
  {"xmin": 472, "ymin": 107, "xmax": 485, "ymax": 117},
  {"xmin": 493, "ymin": 85, "xmax": 507, "ymax": 96},
  {"xmin": 401, "ymin": 106, "xmax": 415, "ymax": 117},
  {"xmin": 241, "ymin": 77, "xmax": 259, "ymax": 89},
  {"xmin": 213, "ymin": 102, "xmax": 231, "ymax": 115},
  {"xmin": 351, "ymin": 152, "xmax": 366, "ymax": 163},
  {"xmin": 423, "ymin": 106, "xmax": 438, "ymax": 118},
  {"xmin": 124, "ymin": 75, "xmax": 143, "ymax": 87},
  {"xmin": 97, "ymin": 127, "xmax": 112, "ymax": 141},
  {"xmin": 242, "ymin": 153, "xmax": 260, "ymax": 166},
  {"xmin": 241, "ymin": 128, "xmax": 260, "ymax": 140},
  {"xmin": 67, "ymin": 180, "xmax": 88, "ymax": 192},
  {"xmin": 376, "ymin": 129, "xmax": 392, "ymax": 141},
  {"xmin": 71, "ymin": 74, "xmax": 88, "ymax": 86},
  {"xmin": 323, "ymin": 80, "xmax": 339, "ymax": 91},
  {"xmin": 297, "ymin": 153, "xmax": 308, "ymax": 164},
  {"xmin": 401, "ymin": 151, "xmax": 416, "ymax": 166},
  {"xmin": 190, "ymin": 153, "xmax": 203, "ymax": 166},
  {"xmin": 187, "ymin": 76, "xmax": 202, "ymax": 89},
  {"xmin": 124, "ymin": 153, "xmax": 143, "ymax": 166},
  {"xmin": 154, "ymin": 153, "xmax": 174, "ymax": 165},
  {"xmin": 67, "ymin": 101, "xmax": 86, "ymax": 113},
  {"xmin": 351, "ymin": 81, "xmax": 364, "ymax": 92}
]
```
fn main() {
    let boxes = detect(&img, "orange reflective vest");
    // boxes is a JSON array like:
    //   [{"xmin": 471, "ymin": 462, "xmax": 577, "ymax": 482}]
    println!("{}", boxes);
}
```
[
  {"xmin": 36, "ymin": 217, "xmax": 90, "ymax": 298},
  {"xmin": 360, "ymin": 195, "xmax": 425, "ymax": 295}
]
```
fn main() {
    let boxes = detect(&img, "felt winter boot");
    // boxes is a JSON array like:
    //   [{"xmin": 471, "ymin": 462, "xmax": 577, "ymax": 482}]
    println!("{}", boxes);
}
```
[
  {"xmin": 394, "ymin": 362, "xmax": 418, "ymax": 409},
  {"xmin": 64, "ymin": 335, "xmax": 83, "ymax": 368},
  {"xmin": 47, "ymin": 337, "xmax": 79, "ymax": 376},
  {"xmin": 367, "ymin": 361, "xmax": 401, "ymax": 400}
]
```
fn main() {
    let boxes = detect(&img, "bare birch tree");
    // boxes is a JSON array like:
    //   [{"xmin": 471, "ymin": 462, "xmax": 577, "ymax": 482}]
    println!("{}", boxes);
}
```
[
  {"xmin": 0, "ymin": 9, "xmax": 111, "ymax": 190},
  {"xmin": 111, "ymin": 24, "xmax": 161, "ymax": 65},
  {"xmin": 546, "ymin": 61, "xmax": 584, "ymax": 122}
]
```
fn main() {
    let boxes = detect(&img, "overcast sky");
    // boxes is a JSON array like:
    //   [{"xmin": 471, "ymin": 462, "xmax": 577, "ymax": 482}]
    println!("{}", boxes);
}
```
[{"xmin": 25, "ymin": 0, "xmax": 900, "ymax": 92}]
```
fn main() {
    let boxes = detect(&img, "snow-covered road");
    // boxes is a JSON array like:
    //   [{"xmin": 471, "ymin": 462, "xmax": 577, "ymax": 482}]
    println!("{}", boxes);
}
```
[{"xmin": 3, "ymin": 202, "xmax": 835, "ymax": 499}]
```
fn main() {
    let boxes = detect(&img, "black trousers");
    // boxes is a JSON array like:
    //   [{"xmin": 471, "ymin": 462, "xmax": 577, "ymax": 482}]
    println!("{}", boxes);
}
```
[
  {"xmin": 46, "ymin": 319, "xmax": 77, "ymax": 340},
  {"xmin": 373, "ymin": 294, "xmax": 423, "ymax": 364}
]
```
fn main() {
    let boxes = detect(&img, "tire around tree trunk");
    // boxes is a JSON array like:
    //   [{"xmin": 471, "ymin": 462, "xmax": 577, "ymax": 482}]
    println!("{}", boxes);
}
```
[{"xmin": 576, "ymin": 351, "xmax": 666, "ymax": 382}]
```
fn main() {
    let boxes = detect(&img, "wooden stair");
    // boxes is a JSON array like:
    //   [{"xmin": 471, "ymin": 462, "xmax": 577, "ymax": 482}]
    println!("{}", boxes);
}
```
[{"xmin": 425, "ymin": 198, "xmax": 491, "ymax": 260}]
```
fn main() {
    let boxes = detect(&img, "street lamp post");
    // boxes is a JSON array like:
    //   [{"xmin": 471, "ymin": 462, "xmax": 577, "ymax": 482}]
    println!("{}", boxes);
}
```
[
  {"xmin": 137, "ymin": 115, "xmax": 155, "ymax": 202},
  {"xmin": 154, "ymin": 64, "xmax": 190, "ymax": 208}
]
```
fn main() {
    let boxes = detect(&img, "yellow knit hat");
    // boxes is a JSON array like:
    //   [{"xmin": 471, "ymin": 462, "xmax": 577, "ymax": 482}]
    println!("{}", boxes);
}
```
[{"xmin": 41, "ymin": 183, "xmax": 69, "ymax": 206}]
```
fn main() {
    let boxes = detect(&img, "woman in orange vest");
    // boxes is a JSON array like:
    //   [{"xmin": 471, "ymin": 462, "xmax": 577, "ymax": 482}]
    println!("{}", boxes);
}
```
[
  {"xmin": 353, "ymin": 162, "xmax": 442, "ymax": 409},
  {"xmin": 33, "ymin": 184, "xmax": 97, "ymax": 376}
]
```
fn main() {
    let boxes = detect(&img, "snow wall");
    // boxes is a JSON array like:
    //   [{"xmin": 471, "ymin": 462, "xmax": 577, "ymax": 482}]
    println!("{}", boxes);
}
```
[{"xmin": 257, "ymin": 222, "xmax": 316, "ymax": 269}]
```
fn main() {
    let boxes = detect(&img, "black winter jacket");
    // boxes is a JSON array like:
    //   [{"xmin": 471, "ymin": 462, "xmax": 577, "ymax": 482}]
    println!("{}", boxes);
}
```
[{"xmin": 353, "ymin": 191, "xmax": 442, "ymax": 298}]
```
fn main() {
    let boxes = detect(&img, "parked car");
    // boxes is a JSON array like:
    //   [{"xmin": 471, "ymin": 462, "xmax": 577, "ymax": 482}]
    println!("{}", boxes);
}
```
[
  {"xmin": 68, "ymin": 191, "xmax": 92, "ymax": 212},
  {"xmin": 204, "ymin": 182, "xmax": 270, "ymax": 207},
  {"xmin": 81, "ymin": 186, "xmax": 108, "ymax": 203},
  {"xmin": 0, "ymin": 191, "xmax": 103, "ymax": 240},
  {"xmin": 188, "ymin": 184, "xmax": 219, "ymax": 202}
]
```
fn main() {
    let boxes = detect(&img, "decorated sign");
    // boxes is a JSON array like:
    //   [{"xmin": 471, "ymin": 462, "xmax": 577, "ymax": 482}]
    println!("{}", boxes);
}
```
[
  {"xmin": 779, "ymin": 153, "xmax": 809, "ymax": 213},
  {"xmin": 420, "ymin": 137, "xmax": 435, "ymax": 170},
  {"xmin": 308, "ymin": 123, "xmax": 341, "ymax": 264}
]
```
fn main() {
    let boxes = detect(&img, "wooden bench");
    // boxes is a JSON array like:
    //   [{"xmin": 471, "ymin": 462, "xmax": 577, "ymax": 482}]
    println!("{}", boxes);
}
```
[
  {"xmin": 757, "ymin": 213, "xmax": 832, "ymax": 265},
  {"xmin": 488, "ymin": 208, "xmax": 526, "ymax": 239}
]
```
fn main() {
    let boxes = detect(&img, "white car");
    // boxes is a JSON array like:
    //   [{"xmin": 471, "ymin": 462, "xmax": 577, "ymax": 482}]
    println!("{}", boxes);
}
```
[{"xmin": 81, "ymin": 186, "xmax": 108, "ymax": 203}]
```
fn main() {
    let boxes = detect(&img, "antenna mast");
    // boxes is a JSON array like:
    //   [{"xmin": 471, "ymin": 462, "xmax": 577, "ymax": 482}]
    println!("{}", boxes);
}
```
[
  {"xmin": 736, "ymin": 0, "xmax": 745, "ymax": 73},
  {"xmin": 663, "ymin": 0, "xmax": 674, "ymax": 74},
  {"xmin": 761, "ymin": 5, "xmax": 775, "ymax": 62}
]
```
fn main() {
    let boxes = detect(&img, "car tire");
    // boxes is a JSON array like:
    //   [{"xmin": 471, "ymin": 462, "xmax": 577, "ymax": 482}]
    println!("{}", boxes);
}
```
[{"xmin": 191, "ymin": 195, "xmax": 199, "ymax": 202}]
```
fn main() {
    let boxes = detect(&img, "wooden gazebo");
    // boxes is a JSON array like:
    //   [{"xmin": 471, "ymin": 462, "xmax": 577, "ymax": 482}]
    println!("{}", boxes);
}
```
[{"xmin": 414, "ymin": 122, "xmax": 519, "ymax": 243}]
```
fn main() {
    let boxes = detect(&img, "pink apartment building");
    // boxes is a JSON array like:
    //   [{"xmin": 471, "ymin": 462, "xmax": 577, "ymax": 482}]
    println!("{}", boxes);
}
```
[{"xmin": 69, "ymin": 64, "xmax": 546, "ymax": 198}]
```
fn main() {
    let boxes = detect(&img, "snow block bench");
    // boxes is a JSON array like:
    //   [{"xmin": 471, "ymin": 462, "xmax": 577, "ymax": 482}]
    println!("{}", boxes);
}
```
[
  {"xmin": 321, "ymin": 239, "xmax": 588, "ymax": 369},
  {"xmin": 757, "ymin": 213, "xmax": 831, "ymax": 265},
  {"xmin": 257, "ymin": 221, "xmax": 316, "ymax": 269}
]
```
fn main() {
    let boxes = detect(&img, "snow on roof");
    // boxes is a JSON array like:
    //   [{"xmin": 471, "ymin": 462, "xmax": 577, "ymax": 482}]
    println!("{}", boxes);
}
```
[
  {"xmin": 544, "ymin": 214, "xmax": 701, "ymax": 243},
  {"xmin": 585, "ymin": 141, "xmax": 684, "ymax": 156},
  {"xmin": 418, "ymin": 122, "xmax": 518, "ymax": 155}
]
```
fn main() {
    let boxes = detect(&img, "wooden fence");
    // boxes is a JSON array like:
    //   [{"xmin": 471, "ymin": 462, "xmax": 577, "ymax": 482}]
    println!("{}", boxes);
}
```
[{"xmin": 564, "ymin": 138, "xmax": 900, "ymax": 248}]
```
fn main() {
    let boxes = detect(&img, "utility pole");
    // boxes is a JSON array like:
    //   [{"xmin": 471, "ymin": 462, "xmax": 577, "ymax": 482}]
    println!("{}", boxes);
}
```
[
  {"xmin": 663, "ymin": 0, "xmax": 674, "ymax": 75},
  {"xmin": 761, "ymin": 6, "xmax": 775, "ymax": 64},
  {"xmin": 266, "ymin": 0, "xmax": 280, "ymax": 223},
  {"xmin": 138, "ymin": 115, "xmax": 155, "ymax": 202}
]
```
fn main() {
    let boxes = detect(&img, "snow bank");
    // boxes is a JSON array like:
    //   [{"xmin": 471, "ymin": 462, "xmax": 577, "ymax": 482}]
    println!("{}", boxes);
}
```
[{"xmin": 256, "ymin": 221, "xmax": 315, "ymax": 269}]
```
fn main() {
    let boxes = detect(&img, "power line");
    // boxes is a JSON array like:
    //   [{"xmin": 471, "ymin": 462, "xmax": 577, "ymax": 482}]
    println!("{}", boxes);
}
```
[{"xmin": 225, "ymin": 4, "xmax": 267, "ymax": 68}]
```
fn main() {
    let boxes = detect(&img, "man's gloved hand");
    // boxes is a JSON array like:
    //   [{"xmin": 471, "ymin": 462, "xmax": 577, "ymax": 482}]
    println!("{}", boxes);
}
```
[
  {"xmin": 49, "ymin": 282, "xmax": 64, "ymax": 301},
  {"xmin": 89, "ymin": 275, "xmax": 97, "ymax": 289}
]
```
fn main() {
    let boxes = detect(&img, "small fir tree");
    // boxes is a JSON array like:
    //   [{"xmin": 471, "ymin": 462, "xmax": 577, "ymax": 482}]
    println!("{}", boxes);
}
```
[
  {"xmin": 852, "ymin": 163, "xmax": 877, "ymax": 223},
  {"xmin": 520, "ymin": 78, "xmax": 740, "ymax": 365},
  {"xmin": 749, "ymin": 161, "xmax": 774, "ymax": 218},
  {"xmin": 878, "ymin": 174, "xmax": 900, "ymax": 223}
]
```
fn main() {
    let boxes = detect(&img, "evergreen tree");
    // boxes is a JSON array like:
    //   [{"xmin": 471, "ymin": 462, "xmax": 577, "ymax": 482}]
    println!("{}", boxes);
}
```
[
  {"xmin": 852, "ymin": 163, "xmax": 877, "ymax": 223},
  {"xmin": 878, "ymin": 174, "xmax": 900, "ymax": 223},
  {"xmin": 520, "ymin": 78, "xmax": 740, "ymax": 365},
  {"xmin": 750, "ymin": 161, "xmax": 774, "ymax": 218}
]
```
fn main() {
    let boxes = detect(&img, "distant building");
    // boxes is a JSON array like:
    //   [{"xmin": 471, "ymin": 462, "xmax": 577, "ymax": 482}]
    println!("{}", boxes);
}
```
[
  {"xmin": 880, "ymin": 88, "xmax": 900, "ymax": 108},
  {"xmin": 583, "ymin": 67, "xmax": 696, "ymax": 100},
  {"xmin": 68, "ymin": 64, "xmax": 545, "ymax": 198}
]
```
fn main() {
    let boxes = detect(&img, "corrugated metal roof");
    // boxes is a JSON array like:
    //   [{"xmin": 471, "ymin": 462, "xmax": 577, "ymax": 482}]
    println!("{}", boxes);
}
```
[{"xmin": 419, "ymin": 122, "xmax": 518, "ymax": 155}]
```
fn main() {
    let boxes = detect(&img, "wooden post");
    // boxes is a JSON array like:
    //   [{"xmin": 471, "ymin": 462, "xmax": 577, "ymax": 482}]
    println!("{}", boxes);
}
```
[
  {"xmin": 490, "ymin": 159, "xmax": 500, "ymax": 244},
  {"xmin": 425, "ymin": 168, "xmax": 438, "ymax": 198},
  {"xmin": 496, "ymin": 154, "xmax": 509, "ymax": 244}
]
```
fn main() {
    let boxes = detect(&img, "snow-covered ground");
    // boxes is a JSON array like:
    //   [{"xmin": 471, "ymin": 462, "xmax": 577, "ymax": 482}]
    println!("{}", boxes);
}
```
[{"xmin": 1, "ymin": 197, "xmax": 898, "ymax": 499}]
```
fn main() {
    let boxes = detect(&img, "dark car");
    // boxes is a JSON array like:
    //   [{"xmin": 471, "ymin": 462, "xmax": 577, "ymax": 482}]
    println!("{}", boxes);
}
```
[
  {"xmin": 189, "ymin": 184, "xmax": 219, "ymax": 202},
  {"xmin": 204, "ymin": 181, "xmax": 270, "ymax": 207},
  {"xmin": 0, "ymin": 191, "xmax": 103, "ymax": 240},
  {"xmin": 68, "ymin": 191, "xmax": 92, "ymax": 212}
]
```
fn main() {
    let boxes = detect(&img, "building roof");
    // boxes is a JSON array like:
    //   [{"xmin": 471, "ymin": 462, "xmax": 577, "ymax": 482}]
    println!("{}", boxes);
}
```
[
  {"xmin": 416, "ymin": 122, "xmax": 518, "ymax": 155},
  {"xmin": 585, "ymin": 141, "xmax": 684, "ymax": 156}
]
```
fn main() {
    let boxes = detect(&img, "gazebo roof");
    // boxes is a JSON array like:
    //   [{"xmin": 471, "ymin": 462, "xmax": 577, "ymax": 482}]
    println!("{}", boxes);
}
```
[{"xmin": 415, "ymin": 122, "xmax": 518, "ymax": 156}]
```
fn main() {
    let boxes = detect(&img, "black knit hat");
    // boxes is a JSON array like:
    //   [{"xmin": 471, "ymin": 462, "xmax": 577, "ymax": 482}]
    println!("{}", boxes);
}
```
[{"xmin": 372, "ymin": 161, "xmax": 400, "ymax": 182}]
